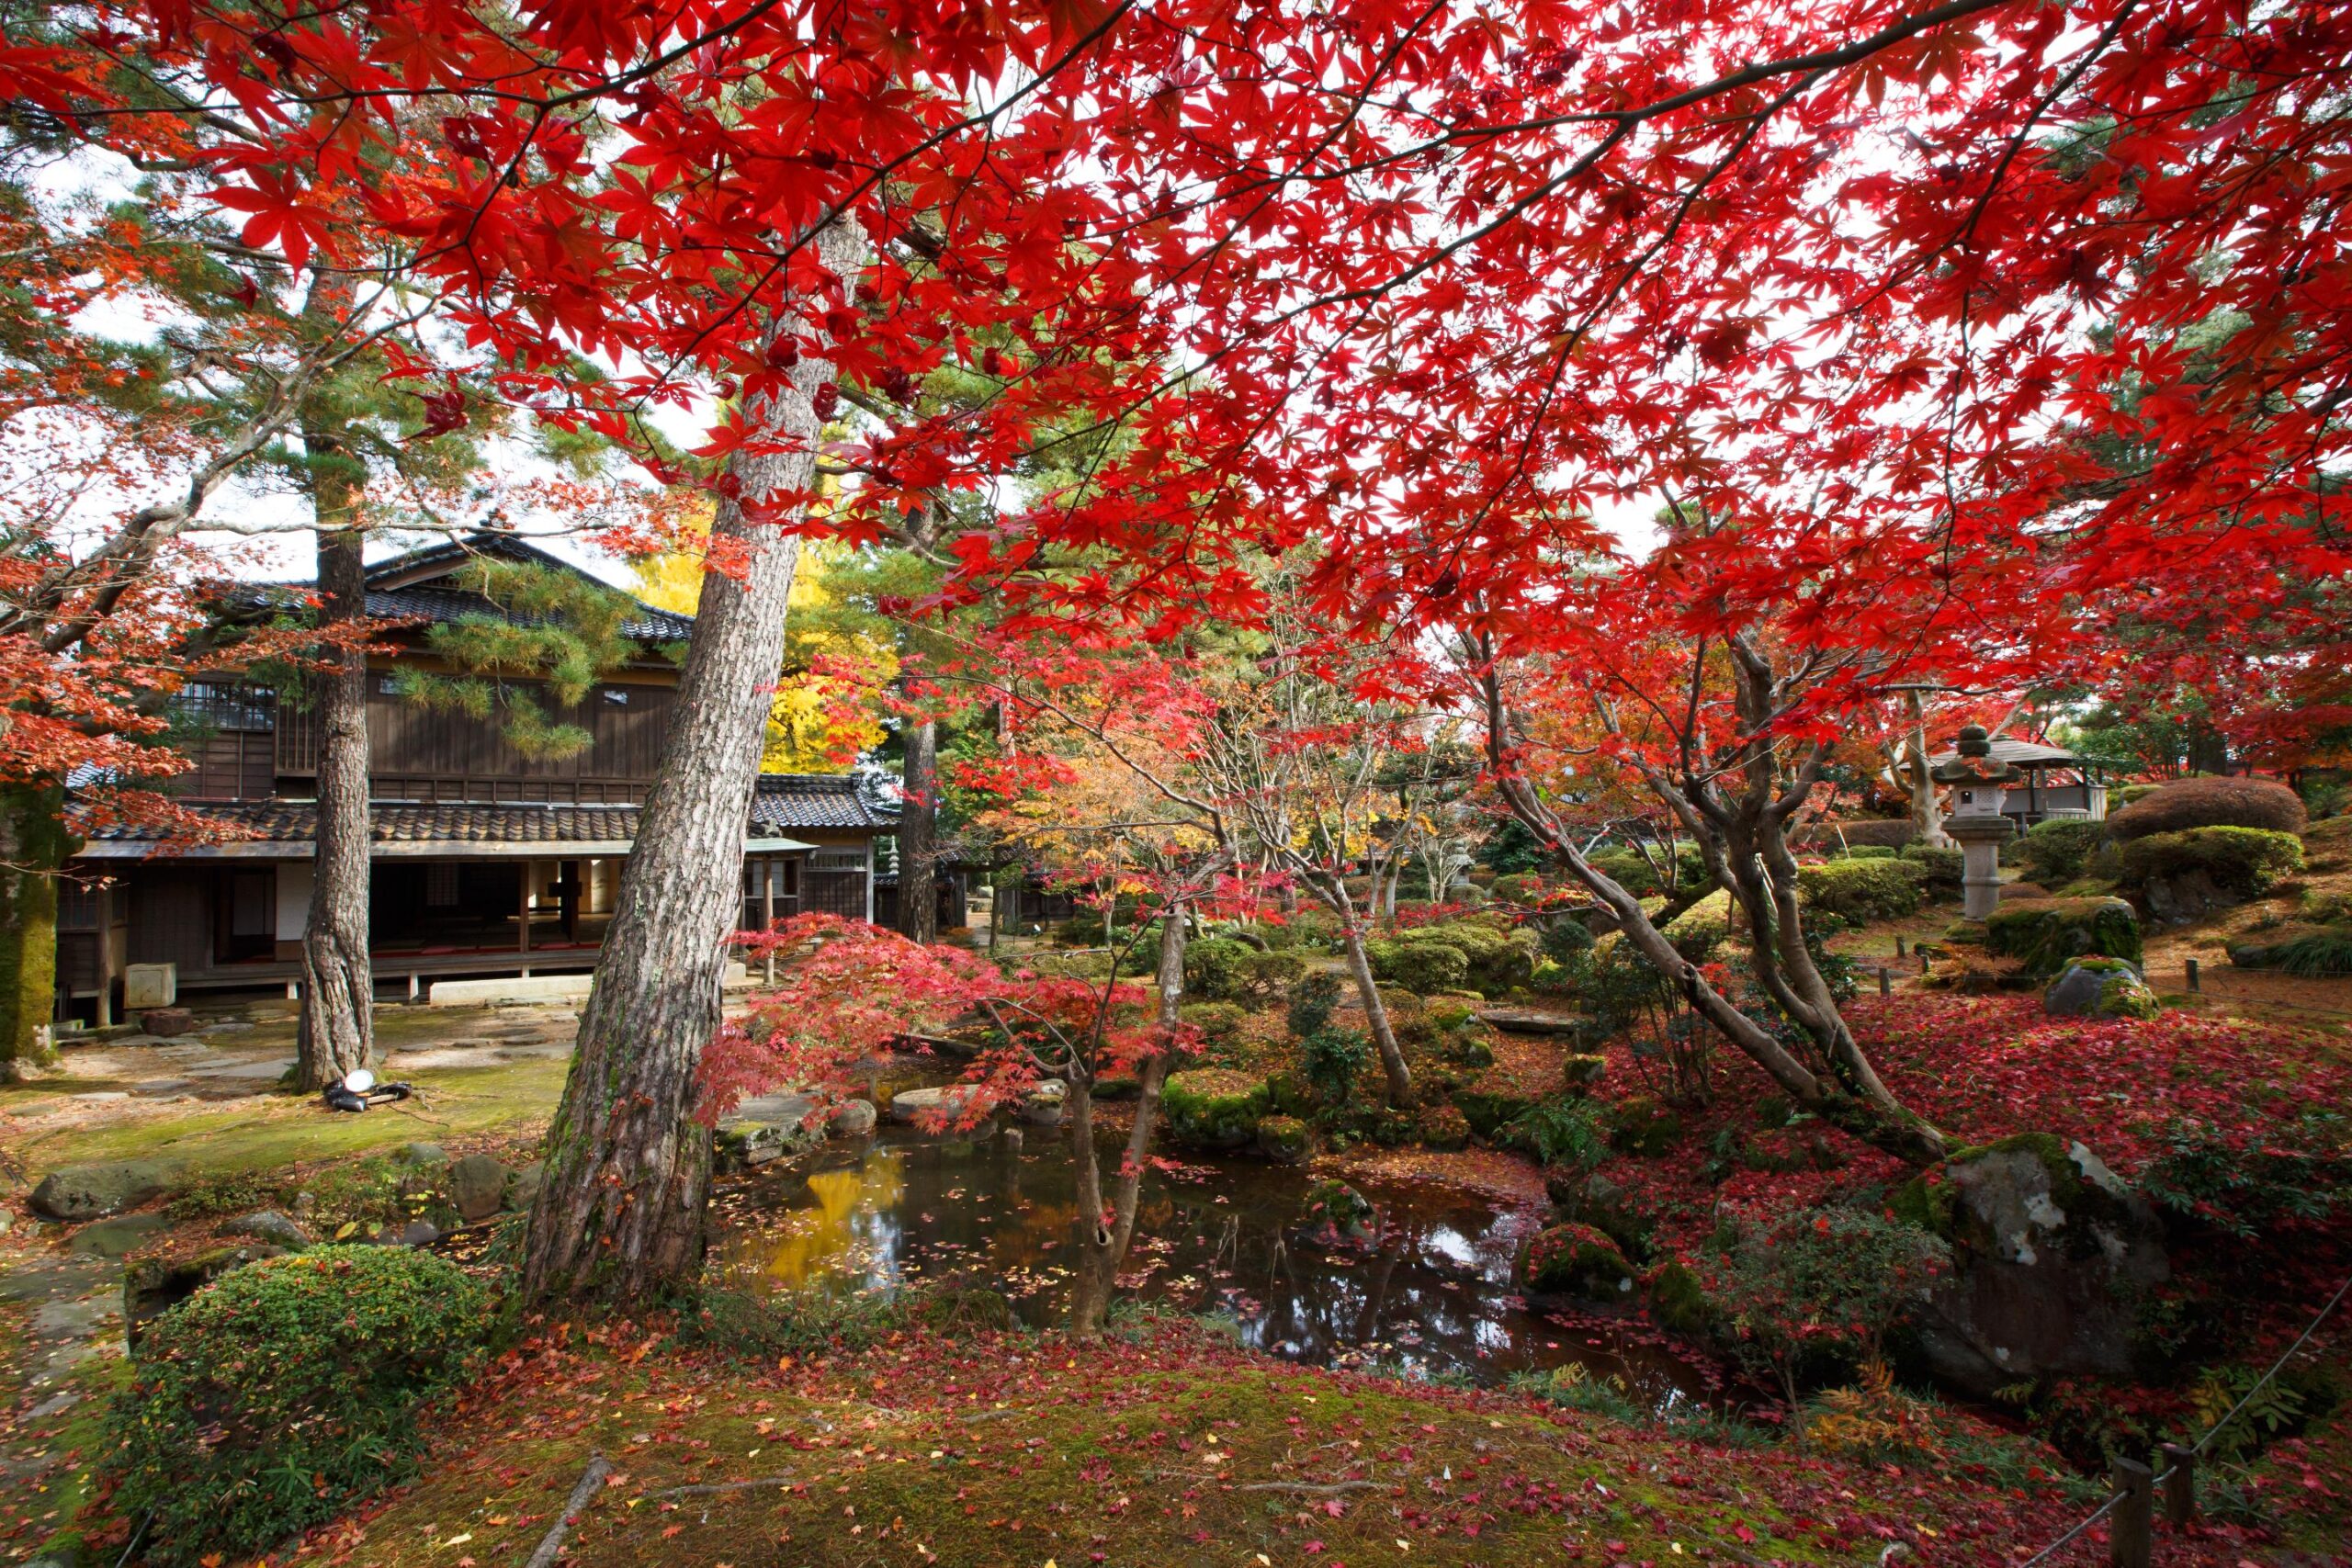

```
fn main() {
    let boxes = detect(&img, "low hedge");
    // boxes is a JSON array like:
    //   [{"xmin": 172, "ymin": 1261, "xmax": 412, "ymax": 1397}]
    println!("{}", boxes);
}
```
[
  {"xmin": 99, "ymin": 1247, "xmax": 489, "ymax": 1567},
  {"xmin": 1899, "ymin": 841, "xmax": 1964, "ymax": 896},
  {"xmin": 1792, "ymin": 818, "xmax": 1917, "ymax": 852},
  {"xmin": 2015, "ymin": 818, "xmax": 2109, "ymax": 886},
  {"xmin": 2108, "ymin": 775, "xmax": 2307, "ymax": 841},
  {"xmin": 2117, "ymin": 826, "xmax": 2304, "ymax": 899},
  {"xmin": 1794, "ymin": 857, "xmax": 1926, "ymax": 923},
  {"xmin": 1184, "ymin": 938, "xmax": 1306, "ymax": 1002},
  {"xmin": 1368, "ymin": 920, "xmax": 1538, "ymax": 996}
]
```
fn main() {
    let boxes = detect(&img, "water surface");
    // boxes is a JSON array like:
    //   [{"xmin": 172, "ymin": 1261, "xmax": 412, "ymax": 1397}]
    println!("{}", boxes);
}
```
[{"xmin": 708, "ymin": 1124, "xmax": 1715, "ymax": 1410}]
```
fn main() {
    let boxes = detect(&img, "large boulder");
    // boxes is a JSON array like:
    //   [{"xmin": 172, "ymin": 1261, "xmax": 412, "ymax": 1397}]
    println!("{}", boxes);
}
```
[
  {"xmin": 222, "ymin": 1209, "xmax": 312, "ymax": 1250},
  {"xmin": 1254, "ymin": 1115, "xmax": 1313, "ymax": 1163},
  {"xmin": 70, "ymin": 1213, "xmax": 171, "ymax": 1258},
  {"xmin": 830, "ymin": 1099, "xmax": 879, "ymax": 1136},
  {"xmin": 30, "ymin": 1157, "xmax": 181, "ymax": 1222},
  {"xmin": 885, "ymin": 1083, "xmax": 991, "ymax": 1129},
  {"xmin": 717, "ymin": 1093, "xmax": 828, "ymax": 1168},
  {"xmin": 1519, "ymin": 1223, "xmax": 1635, "ymax": 1299},
  {"xmin": 2042, "ymin": 959, "xmax": 2161, "ymax": 1021},
  {"xmin": 1894, "ymin": 1133, "xmax": 2168, "ymax": 1397},
  {"xmin": 446, "ymin": 1153, "xmax": 514, "ymax": 1223},
  {"xmin": 1981, "ymin": 897, "xmax": 2143, "ymax": 979}
]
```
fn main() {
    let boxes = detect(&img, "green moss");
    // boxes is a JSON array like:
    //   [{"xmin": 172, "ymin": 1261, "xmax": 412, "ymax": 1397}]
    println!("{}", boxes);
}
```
[
  {"xmin": 1795, "ymin": 858, "xmax": 1927, "ymax": 923},
  {"xmin": 1604, "ymin": 1094, "xmax": 1684, "ymax": 1156},
  {"xmin": 1159, "ymin": 1069, "xmax": 1272, "ymax": 1151},
  {"xmin": 1644, "ymin": 1260, "xmax": 1718, "ymax": 1339},
  {"xmin": 1252, "ymin": 1114, "xmax": 1313, "ymax": 1161},
  {"xmin": 1520, "ymin": 1222, "xmax": 1634, "ymax": 1296},
  {"xmin": 1981, "ymin": 897, "xmax": 2143, "ymax": 977},
  {"xmin": 1451, "ymin": 1087, "xmax": 1540, "ymax": 1139},
  {"xmin": 23, "ymin": 1057, "xmax": 568, "ymax": 1188}
]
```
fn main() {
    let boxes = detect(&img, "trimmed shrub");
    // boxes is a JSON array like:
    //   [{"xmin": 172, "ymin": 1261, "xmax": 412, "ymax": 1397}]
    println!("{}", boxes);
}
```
[
  {"xmin": 1837, "ymin": 844, "xmax": 1899, "ymax": 861},
  {"xmin": 2108, "ymin": 775, "xmax": 2308, "ymax": 841},
  {"xmin": 1185, "ymin": 940, "xmax": 1306, "ymax": 1002},
  {"xmin": 1377, "ymin": 920, "xmax": 1538, "ymax": 996},
  {"xmin": 1899, "ymin": 841, "xmax": 1964, "ymax": 897},
  {"xmin": 2016, "ymin": 818, "xmax": 2109, "ymax": 886},
  {"xmin": 1710, "ymin": 1208, "xmax": 1950, "ymax": 1395},
  {"xmin": 1490, "ymin": 872, "xmax": 1546, "ymax": 907},
  {"xmin": 1604, "ymin": 1094, "xmax": 1685, "ymax": 1156},
  {"xmin": 1300, "ymin": 1025, "xmax": 1372, "ymax": 1104},
  {"xmin": 1365, "ymin": 937, "xmax": 1471, "ymax": 995},
  {"xmin": 1178, "ymin": 1000, "xmax": 1248, "ymax": 1049},
  {"xmin": 1662, "ymin": 887, "xmax": 1738, "ymax": 960},
  {"xmin": 1792, "ymin": 818, "xmax": 1917, "ymax": 852},
  {"xmin": 1795, "ymin": 857, "xmax": 1926, "ymax": 923},
  {"xmin": 2116, "ymin": 827, "xmax": 2304, "ymax": 900},
  {"xmin": 99, "ymin": 1247, "xmax": 488, "ymax": 1567}
]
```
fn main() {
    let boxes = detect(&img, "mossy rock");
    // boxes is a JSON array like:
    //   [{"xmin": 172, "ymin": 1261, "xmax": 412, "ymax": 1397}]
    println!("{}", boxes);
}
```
[
  {"xmin": 1451, "ymin": 1088, "xmax": 1541, "ymax": 1140},
  {"xmin": 1643, "ymin": 1259, "xmax": 1718, "ymax": 1339},
  {"xmin": 1519, "ymin": 1223, "xmax": 1634, "ymax": 1298},
  {"xmin": 1426, "ymin": 1000, "xmax": 1478, "ymax": 1032},
  {"xmin": 1443, "ymin": 1035, "xmax": 1496, "ymax": 1068},
  {"xmin": 1603, "ymin": 1094, "xmax": 1684, "ymax": 1156},
  {"xmin": 1253, "ymin": 1115, "xmax": 1314, "ymax": 1163},
  {"xmin": 1981, "ymin": 897, "xmax": 2142, "ymax": 978},
  {"xmin": 1093, "ymin": 1074, "xmax": 1141, "ymax": 1100},
  {"xmin": 2043, "ymin": 957, "xmax": 2162, "ymax": 1021},
  {"xmin": 1561, "ymin": 1054, "xmax": 1607, "ymax": 1095},
  {"xmin": 1892, "ymin": 1131, "xmax": 2142, "ymax": 1252},
  {"xmin": 1301, "ymin": 1179, "xmax": 1378, "ymax": 1246},
  {"xmin": 1416, "ymin": 1103, "xmax": 1472, "ymax": 1151},
  {"xmin": 1159, "ymin": 1070, "xmax": 1272, "ymax": 1151},
  {"xmin": 1544, "ymin": 1169, "xmax": 1655, "ymax": 1257}
]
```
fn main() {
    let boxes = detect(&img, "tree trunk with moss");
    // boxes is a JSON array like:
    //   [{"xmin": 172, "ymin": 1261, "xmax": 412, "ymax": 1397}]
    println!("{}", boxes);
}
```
[
  {"xmin": 521, "ymin": 218, "xmax": 866, "ymax": 1309},
  {"xmin": 0, "ymin": 784, "xmax": 68, "ymax": 1078}
]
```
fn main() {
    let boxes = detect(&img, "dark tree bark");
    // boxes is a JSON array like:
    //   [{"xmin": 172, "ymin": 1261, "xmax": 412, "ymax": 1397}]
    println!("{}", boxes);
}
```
[
  {"xmin": 896, "ymin": 715, "xmax": 939, "ymax": 942},
  {"xmin": 0, "ymin": 784, "xmax": 68, "ymax": 1078},
  {"xmin": 297, "ymin": 502, "xmax": 374, "ymax": 1089},
  {"xmin": 521, "ymin": 218, "xmax": 866, "ymax": 1308}
]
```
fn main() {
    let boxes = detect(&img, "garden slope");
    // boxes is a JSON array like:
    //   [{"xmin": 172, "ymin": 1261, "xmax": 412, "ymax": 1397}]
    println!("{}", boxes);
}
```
[{"xmin": 311, "ymin": 1319, "xmax": 2262, "ymax": 1568}]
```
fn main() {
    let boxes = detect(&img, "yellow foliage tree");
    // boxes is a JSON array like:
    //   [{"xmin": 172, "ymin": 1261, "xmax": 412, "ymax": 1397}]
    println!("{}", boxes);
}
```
[{"xmin": 632, "ymin": 524, "xmax": 895, "ymax": 773}]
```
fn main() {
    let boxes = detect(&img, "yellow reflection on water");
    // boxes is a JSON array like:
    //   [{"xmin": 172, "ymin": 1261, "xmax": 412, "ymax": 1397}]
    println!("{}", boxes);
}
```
[{"xmin": 763, "ymin": 1152, "xmax": 907, "ymax": 1289}]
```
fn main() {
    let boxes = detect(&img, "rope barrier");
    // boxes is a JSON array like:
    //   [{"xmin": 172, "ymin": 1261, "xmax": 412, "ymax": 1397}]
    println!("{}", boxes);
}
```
[{"xmin": 2006, "ymin": 1263, "xmax": 2352, "ymax": 1563}]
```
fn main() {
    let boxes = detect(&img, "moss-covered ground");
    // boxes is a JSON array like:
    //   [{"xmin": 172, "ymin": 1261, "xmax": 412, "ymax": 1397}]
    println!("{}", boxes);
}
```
[{"xmin": 322, "ymin": 1317, "xmax": 2115, "ymax": 1568}]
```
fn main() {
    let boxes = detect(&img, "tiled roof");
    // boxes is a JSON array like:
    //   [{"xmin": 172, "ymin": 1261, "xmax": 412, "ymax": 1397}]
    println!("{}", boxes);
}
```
[
  {"xmin": 1926, "ymin": 738, "xmax": 2086, "ymax": 769},
  {"xmin": 81, "ymin": 801, "xmax": 647, "ymax": 845},
  {"xmin": 78, "ymin": 780, "xmax": 890, "ymax": 848},
  {"xmin": 753, "ymin": 773, "xmax": 897, "ymax": 831}
]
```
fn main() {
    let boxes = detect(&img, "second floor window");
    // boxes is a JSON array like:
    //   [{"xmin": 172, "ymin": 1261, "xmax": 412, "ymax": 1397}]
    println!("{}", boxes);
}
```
[{"xmin": 174, "ymin": 682, "xmax": 275, "ymax": 733}]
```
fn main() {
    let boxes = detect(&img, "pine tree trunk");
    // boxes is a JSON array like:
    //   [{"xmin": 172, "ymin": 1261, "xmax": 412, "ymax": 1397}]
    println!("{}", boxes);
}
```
[
  {"xmin": 521, "ymin": 218, "xmax": 866, "ymax": 1309},
  {"xmin": 0, "ymin": 784, "xmax": 68, "ymax": 1078},
  {"xmin": 897, "ymin": 716, "xmax": 938, "ymax": 942},
  {"xmin": 297, "ymin": 510, "xmax": 373, "ymax": 1090}
]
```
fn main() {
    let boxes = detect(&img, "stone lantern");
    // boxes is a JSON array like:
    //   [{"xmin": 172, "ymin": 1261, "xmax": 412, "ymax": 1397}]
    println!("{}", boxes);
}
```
[{"xmin": 1931, "ymin": 725, "xmax": 2019, "ymax": 919}]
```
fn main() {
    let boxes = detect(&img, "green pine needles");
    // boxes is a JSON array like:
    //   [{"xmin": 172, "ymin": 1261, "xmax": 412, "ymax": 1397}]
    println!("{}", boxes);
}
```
[{"xmin": 393, "ymin": 558, "xmax": 649, "ymax": 761}]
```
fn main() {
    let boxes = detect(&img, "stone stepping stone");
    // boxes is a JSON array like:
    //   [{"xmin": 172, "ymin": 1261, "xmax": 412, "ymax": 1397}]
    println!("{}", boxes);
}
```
[{"xmin": 1477, "ymin": 1008, "xmax": 1585, "ymax": 1036}]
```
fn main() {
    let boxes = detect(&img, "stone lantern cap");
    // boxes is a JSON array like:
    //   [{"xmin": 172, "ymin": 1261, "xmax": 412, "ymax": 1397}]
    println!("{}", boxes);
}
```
[{"xmin": 1929, "ymin": 725, "xmax": 2022, "ymax": 787}]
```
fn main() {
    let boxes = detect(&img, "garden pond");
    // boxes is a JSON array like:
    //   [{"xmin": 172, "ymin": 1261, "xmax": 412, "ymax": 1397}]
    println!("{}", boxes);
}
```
[{"xmin": 706, "ymin": 1122, "xmax": 1720, "ymax": 1412}]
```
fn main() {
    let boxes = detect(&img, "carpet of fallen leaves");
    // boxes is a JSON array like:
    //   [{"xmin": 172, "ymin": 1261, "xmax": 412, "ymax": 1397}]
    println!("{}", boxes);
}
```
[
  {"xmin": 301, "ymin": 1315, "xmax": 2197, "ymax": 1568},
  {"xmin": 1585, "ymin": 994, "xmax": 2352, "ymax": 1260}
]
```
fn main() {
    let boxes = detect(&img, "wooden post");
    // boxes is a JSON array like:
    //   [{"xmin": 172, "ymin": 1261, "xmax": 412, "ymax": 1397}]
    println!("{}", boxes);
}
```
[
  {"xmin": 1920, "ymin": 951, "xmax": 1930, "ymax": 975},
  {"xmin": 1894, "ymin": 934, "xmax": 1906, "ymax": 957},
  {"xmin": 517, "ymin": 863, "xmax": 532, "ymax": 955},
  {"xmin": 2110, "ymin": 1457, "xmax": 2153, "ymax": 1568},
  {"xmin": 762, "ymin": 861, "xmax": 776, "ymax": 984},
  {"xmin": 1879, "ymin": 967, "xmax": 1892, "ymax": 998},
  {"xmin": 2160, "ymin": 1443, "xmax": 2195, "ymax": 1527},
  {"xmin": 2184, "ymin": 958, "xmax": 2199, "ymax": 992}
]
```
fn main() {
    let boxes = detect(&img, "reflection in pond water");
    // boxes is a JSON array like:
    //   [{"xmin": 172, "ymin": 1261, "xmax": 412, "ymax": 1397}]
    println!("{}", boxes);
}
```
[{"xmin": 707, "ymin": 1126, "xmax": 1715, "ymax": 1409}]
